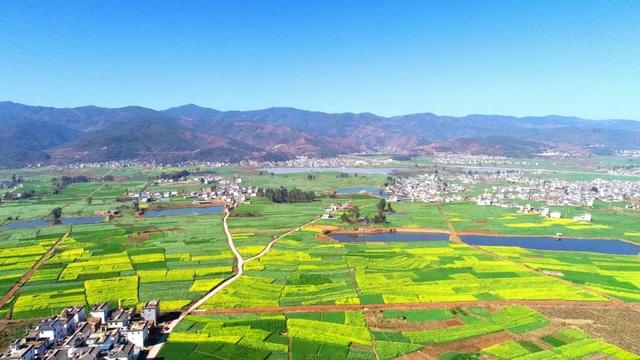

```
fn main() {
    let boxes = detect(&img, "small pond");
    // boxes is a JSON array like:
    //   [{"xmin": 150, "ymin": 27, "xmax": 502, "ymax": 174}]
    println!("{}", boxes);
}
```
[
  {"xmin": 460, "ymin": 235, "xmax": 640, "ymax": 256},
  {"xmin": 2, "ymin": 216, "xmax": 104, "ymax": 229},
  {"xmin": 335, "ymin": 187, "xmax": 384, "ymax": 195},
  {"xmin": 144, "ymin": 205, "xmax": 224, "ymax": 217},
  {"xmin": 329, "ymin": 231, "xmax": 640, "ymax": 255}
]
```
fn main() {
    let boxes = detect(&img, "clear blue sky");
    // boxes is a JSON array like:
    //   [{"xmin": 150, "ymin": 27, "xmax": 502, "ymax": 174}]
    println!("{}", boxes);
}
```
[{"xmin": 1, "ymin": 1, "xmax": 638, "ymax": 119}]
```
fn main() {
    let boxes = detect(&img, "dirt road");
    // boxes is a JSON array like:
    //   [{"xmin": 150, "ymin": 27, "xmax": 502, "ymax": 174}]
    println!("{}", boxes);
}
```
[{"xmin": 193, "ymin": 299, "xmax": 638, "ymax": 315}]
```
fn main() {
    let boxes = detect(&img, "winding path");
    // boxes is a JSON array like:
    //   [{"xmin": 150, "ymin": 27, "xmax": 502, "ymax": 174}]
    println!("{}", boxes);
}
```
[{"xmin": 147, "ymin": 206, "xmax": 319, "ymax": 359}]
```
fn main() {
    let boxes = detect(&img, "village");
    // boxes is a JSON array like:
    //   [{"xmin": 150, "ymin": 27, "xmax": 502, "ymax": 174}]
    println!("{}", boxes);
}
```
[
  {"xmin": 383, "ymin": 173, "xmax": 466, "ymax": 203},
  {"xmin": 382, "ymin": 169, "xmax": 640, "ymax": 222},
  {"xmin": 1, "ymin": 301, "xmax": 160, "ymax": 360},
  {"xmin": 246, "ymin": 155, "xmax": 396, "ymax": 169},
  {"xmin": 473, "ymin": 177, "xmax": 640, "ymax": 207},
  {"xmin": 125, "ymin": 175, "xmax": 258, "ymax": 206}
]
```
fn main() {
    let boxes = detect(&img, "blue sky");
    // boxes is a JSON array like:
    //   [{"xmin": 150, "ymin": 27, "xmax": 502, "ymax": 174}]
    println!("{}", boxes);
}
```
[{"xmin": 1, "ymin": 1, "xmax": 638, "ymax": 119}]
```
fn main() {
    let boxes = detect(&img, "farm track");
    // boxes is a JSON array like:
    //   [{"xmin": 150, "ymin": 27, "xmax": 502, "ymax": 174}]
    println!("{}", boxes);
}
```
[
  {"xmin": 146, "ymin": 207, "xmax": 320, "ymax": 359},
  {"xmin": 0, "ymin": 233, "xmax": 69, "ymax": 318},
  {"xmin": 436, "ymin": 202, "xmax": 460, "ymax": 242},
  {"xmin": 192, "ymin": 299, "xmax": 639, "ymax": 315}
]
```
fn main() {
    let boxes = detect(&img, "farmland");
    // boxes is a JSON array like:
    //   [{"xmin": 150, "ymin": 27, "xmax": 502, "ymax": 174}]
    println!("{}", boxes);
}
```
[
  {"xmin": 202, "ymin": 230, "xmax": 606, "ymax": 310},
  {"xmin": 164, "ymin": 305, "xmax": 640, "ymax": 360},
  {"xmin": 1, "ymin": 165, "xmax": 640, "ymax": 358},
  {"xmin": 444, "ymin": 202, "xmax": 640, "ymax": 243}
]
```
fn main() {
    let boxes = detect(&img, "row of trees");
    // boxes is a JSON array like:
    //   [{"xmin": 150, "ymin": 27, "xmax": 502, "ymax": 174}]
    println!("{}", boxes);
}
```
[
  {"xmin": 258, "ymin": 187, "xmax": 316, "ymax": 203},
  {"xmin": 52, "ymin": 175, "xmax": 90, "ymax": 194},
  {"xmin": 157, "ymin": 170, "xmax": 190, "ymax": 181}
]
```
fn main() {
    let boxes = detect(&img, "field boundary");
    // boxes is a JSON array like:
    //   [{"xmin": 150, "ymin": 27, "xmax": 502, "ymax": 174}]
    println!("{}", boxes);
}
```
[
  {"xmin": 146, "ymin": 207, "xmax": 321, "ymax": 359},
  {"xmin": 192, "ymin": 299, "xmax": 639, "ymax": 315},
  {"xmin": 0, "ymin": 232, "xmax": 69, "ymax": 317}
]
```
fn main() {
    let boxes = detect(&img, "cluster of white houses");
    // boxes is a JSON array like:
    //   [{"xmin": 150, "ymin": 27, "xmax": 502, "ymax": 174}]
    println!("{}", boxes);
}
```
[
  {"xmin": 384, "ymin": 174, "xmax": 466, "ymax": 203},
  {"xmin": 127, "ymin": 176, "xmax": 257, "ymax": 205},
  {"xmin": 1, "ymin": 301, "xmax": 159, "ymax": 360},
  {"xmin": 321, "ymin": 201, "xmax": 356, "ymax": 219},
  {"xmin": 243, "ymin": 155, "xmax": 396, "ymax": 168},
  {"xmin": 476, "ymin": 178, "xmax": 640, "ymax": 207}
]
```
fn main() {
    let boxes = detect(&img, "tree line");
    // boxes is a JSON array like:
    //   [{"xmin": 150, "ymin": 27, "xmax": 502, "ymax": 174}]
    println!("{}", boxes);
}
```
[
  {"xmin": 156, "ymin": 170, "xmax": 190, "ymax": 181},
  {"xmin": 52, "ymin": 175, "xmax": 90, "ymax": 194},
  {"xmin": 258, "ymin": 187, "xmax": 316, "ymax": 203}
]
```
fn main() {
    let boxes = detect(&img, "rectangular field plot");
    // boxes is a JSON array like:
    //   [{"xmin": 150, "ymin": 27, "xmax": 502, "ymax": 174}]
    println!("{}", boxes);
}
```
[
  {"xmin": 483, "ymin": 246, "xmax": 640, "ymax": 301},
  {"xmin": 202, "ymin": 231, "xmax": 360, "ymax": 309},
  {"xmin": 482, "ymin": 327, "xmax": 639, "ymax": 360},
  {"xmin": 8, "ymin": 214, "xmax": 233, "ymax": 318},
  {"xmin": 204, "ymin": 230, "xmax": 605, "ymax": 310},
  {"xmin": 161, "ymin": 311, "xmax": 376, "ymax": 360}
]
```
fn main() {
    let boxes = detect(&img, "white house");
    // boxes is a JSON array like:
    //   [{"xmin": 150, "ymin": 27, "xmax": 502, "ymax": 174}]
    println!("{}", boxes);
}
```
[{"xmin": 124, "ymin": 322, "xmax": 149, "ymax": 347}]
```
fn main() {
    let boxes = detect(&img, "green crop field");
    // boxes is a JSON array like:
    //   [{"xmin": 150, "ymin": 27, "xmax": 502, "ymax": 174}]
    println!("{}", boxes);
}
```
[
  {"xmin": 3, "ymin": 213, "xmax": 235, "ymax": 319},
  {"xmin": 203, "ymin": 230, "xmax": 606, "ymax": 310},
  {"xmin": 482, "ymin": 246, "xmax": 640, "ymax": 301},
  {"xmin": 482, "ymin": 327, "xmax": 638, "ymax": 360},
  {"xmin": 162, "ymin": 305, "xmax": 640, "ymax": 359},
  {"xmin": 161, "ymin": 311, "xmax": 377, "ymax": 360},
  {"xmin": 1, "ymin": 165, "xmax": 640, "ymax": 358},
  {"xmin": 444, "ymin": 202, "xmax": 640, "ymax": 242}
]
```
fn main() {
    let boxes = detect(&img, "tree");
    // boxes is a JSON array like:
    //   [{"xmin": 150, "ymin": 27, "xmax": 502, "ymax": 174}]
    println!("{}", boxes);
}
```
[
  {"xmin": 376, "ymin": 199, "xmax": 387, "ymax": 213},
  {"xmin": 373, "ymin": 211, "xmax": 386, "ymax": 224},
  {"xmin": 86, "ymin": 196, "xmax": 93, "ymax": 205},
  {"xmin": 386, "ymin": 202, "xmax": 395, "ymax": 213},
  {"xmin": 51, "ymin": 207, "xmax": 63, "ymax": 222},
  {"xmin": 340, "ymin": 206, "xmax": 361, "ymax": 224}
]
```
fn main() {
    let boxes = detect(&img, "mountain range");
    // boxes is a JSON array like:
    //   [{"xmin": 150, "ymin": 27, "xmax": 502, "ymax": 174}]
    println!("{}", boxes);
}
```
[{"xmin": 1, "ymin": 101, "xmax": 639, "ymax": 168}]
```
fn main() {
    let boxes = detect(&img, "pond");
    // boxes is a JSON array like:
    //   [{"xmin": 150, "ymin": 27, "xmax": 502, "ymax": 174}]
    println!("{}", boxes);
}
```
[
  {"xmin": 2, "ymin": 216, "xmax": 104, "ymax": 229},
  {"xmin": 461, "ymin": 235, "xmax": 640, "ymax": 255},
  {"xmin": 331, "ymin": 232, "xmax": 450, "ymax": 242},
  {"xmin": 260, "ymin": 167, "xmax": 402, "ymax": 175},
  {"xmin": 144, "ymin": 205, "xmax": 224, "ymax": 217},
  {"xmin": 329, "ymin": 231, "xmax": 640, "ymax": 255},
  {"xmin": 335, "ymin": 187, "xmax": 384, "ymax": 195}
]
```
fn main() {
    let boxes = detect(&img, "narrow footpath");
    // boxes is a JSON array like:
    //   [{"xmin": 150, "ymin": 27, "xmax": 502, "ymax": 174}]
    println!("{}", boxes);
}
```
[
  {"xmin": 0, "ymin": 233, "xmax": 69, "ymax": 317},
  {"xmin": 146, "ymin": 207, "xmax": 319, "ymax": 359}
]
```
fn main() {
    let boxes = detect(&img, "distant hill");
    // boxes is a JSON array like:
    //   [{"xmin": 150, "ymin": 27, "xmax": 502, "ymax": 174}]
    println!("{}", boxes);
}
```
[{"xmin": 1, "ymin": 101, "xmax": 639, "ymax": 168}]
